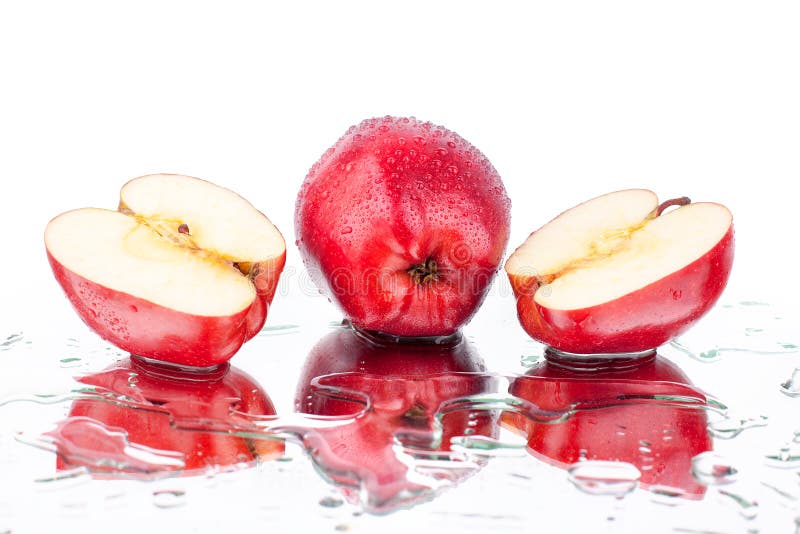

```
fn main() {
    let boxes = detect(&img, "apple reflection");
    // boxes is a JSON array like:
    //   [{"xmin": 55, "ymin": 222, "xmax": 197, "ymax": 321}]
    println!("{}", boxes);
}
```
[
  {"xmin": 51, "ymin": 357, "xmax": 283, "ymax": 477},
  {"xmin": 503, "ymin": 352, "xmax": 713, "ymax": 499},
  {"xmin": 294, "ymin": 325, "xmax": 498, "ymax": 512}
]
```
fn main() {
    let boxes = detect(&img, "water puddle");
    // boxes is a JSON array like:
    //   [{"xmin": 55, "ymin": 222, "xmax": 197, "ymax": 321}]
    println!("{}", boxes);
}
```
[
  {"xmin": 3, "ymin": 323, "xmax": 786, "ymax": 521},
  {"xmin": 670, "ymin": 301, "xmax": 799, "ymax": 362}
]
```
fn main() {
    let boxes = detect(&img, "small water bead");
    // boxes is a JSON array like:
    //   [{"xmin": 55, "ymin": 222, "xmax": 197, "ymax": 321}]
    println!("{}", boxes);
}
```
[
  {"xmin": 152, "ymin": 489, "xmax": 186, "ymax": 509},
  {"xmin": 780, "ymin": 368, "xmax": 800, "ymax": 397},
  {"xmin": 567, "ymin": 460, "xmax": 641, "ymax": 498},
  {"xmin": 764, "ymin": 444, "xmax": 800, "ymax": 469},
  {"xmin": 319, "ymin": 496, "xmax": 344, "ymax": 508},
  {"xmin": 691, "ymin": 452, "xmax": 739, "ymax": 486}
]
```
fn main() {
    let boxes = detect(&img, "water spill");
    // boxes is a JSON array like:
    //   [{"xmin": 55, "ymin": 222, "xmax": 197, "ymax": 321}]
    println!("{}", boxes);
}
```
[
  {"xmin": 649, "ymin": 485, "xmax": 689, "ymax": 506},
  {"xmin": 761, "ymin": 481, "xmax": 798, "ymax": 502},
  {"xmin": 6, "ymin": 323, "xmax": 781, "ymax": 521},
  {"xmin": 670, "ymin": 301, "xmax": 799, "ymax": 362},
  {"xmin": 59, "ymin": 357, "xmax": 82, "ymax": 369},
  {"xmin": 567, "ymin": 460, "xmax": 641, "ymax": 497},
  {"xmin": 257, "ymin": 324, "xmax": 300, "ymax": 337},
  {"xmin": 780, "ymin": 369, "xmax": 800, "ymax": 398},
  {"xmin": 764, "ymin": 444, "xmax": 800, "ymax": 469},
  {"xmin": 0, "ymin": 333, "xmax": 23, "ymax": 350},
  {"xmin": 708, "ymin": 414, "xmax": 768, "ymax": 439},
  {"xmin": 718, "ymin": 488, "xmax": 759, "ymax": 519},
  {"xmin": 152, "ymin": 489, "xmax": 186, "ymax": 508},
  {"xmin": 33, "ymin": 466, "xmax": 92, "ymax": 491}
]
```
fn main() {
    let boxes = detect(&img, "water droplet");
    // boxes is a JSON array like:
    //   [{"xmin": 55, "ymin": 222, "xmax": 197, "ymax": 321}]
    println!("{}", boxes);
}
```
[
  {"xmin": 649, "ymin": 485, "xmax": 688, "ymax": 505},
  {"xmin": 765, "ymin": 444, "xmax": 800, "ymax": 469},
  {"xmin": 567, "ymin": 461, "xmax": 641, "ymax": 497},
  {"xmin": 153, "ymin": 489, "xmax": 186, "ymax": 508},
  {"xmin": 691, "ymin": 452, "xmax": 739, "ymax": 485},
  {"xmin": 780, "ymin": 368, "xmax": 800, "ymax": 397},
  {"xmin": 340, "ymin": 226, "xmax": 353, "ymax": 235},
  {"xmin": 319, "ymin": 496, "xmax": 344, "ymax": 508}
]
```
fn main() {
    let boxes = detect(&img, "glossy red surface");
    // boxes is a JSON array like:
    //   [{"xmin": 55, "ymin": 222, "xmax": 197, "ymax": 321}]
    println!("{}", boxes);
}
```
[
  {"xmin": 504, "ymin": 355, "xmax": 713, "ymax": 498},
  {"xmin": 46, "ymin": 249, "xmax": 283, "ymax": 367},
  {"xmin": 293, "ymin": 326, "xmax": 497, "ymax": 510},
  {"xmin": 511, "ymin": 225, "xmax": 735, "ymax": 354},
  {"xmin": 295, "ymin": 116, "xmax": 511, "ymax": 337},
  {"xmin": 54, "ymin": 357, "xmax": 282, "ymax": 475}
]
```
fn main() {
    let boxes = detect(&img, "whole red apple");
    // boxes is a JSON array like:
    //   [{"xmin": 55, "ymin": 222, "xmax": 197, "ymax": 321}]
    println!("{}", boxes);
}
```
[
  {"xmin": 503, "ymin": 354, "xmax": 713, "ymax": 499},
  {"xmin": 51, "ymin": 357, "xmax": 283, "ymax": 476},
  {"xmin": 295, "ymin": 116, "xmax": 511, "ymax": 337},
  {"xmin": 292, "ymin": 325, "xmax": 497, "ymax": 512},
  {"xmin": 45, "ymin": 174, "xmax": 286, "ymax": 368},
  {"xmin": 505, "ymin": 189, "xmax": 734, "ymax": 354}
]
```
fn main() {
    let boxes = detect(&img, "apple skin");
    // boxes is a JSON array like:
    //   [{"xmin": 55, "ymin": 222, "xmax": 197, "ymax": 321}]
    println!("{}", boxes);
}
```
[
  {"xmin": 509, "ymin": 225, "xmax": 734, "ymax": 354},
  {"xmin": 295, "ymin": 116, "xmax": 511, "ymax": 337},
  {"xmin": 46, "ymin": 248, "xmax": 285, "ymax": 368},
  {"xmin": 54, "ymin": 357, "xmax": 283, "ymax": 475},
  {"xmin": 503, "ymin": 354, "xmax": 713, "ymax": 499},
  {"xmin": 293, "ymin": 325, "xmax": 496, "ymax": 511}
]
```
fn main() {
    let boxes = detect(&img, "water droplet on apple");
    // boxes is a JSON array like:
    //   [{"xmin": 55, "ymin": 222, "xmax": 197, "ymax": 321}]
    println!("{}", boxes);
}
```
[{"xmin": 340, "ymin": 226, "xmax": 353, "ymax": 235}]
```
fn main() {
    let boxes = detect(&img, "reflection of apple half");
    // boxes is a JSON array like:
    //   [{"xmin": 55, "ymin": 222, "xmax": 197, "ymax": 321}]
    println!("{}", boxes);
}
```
[
  {"xmin": 505, "ymin": 189, "xmax": 734, "ymax": 354},
  {"xmin": 45, "ymin": 174, "xmax": 286, "ymax": 368}
]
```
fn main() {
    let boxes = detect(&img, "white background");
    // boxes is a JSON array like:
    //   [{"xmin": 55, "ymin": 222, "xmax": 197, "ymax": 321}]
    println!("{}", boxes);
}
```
[
  {"xmin": 1, "ymin": 1, "xmax": 799, "ymax": 327},
  {"xmin": 1, "ymin": 3, "xmax": 799, "ymax": 532}
]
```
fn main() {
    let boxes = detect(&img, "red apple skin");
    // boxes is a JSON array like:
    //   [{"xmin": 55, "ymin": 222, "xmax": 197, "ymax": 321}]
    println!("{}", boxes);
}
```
[
  {"xmin": 243, "ymin": 250, "xmax": 287, "ymax": 341},
  {"xmin": 47, "ymin": 250, "xmax": 262, "ymax": 368},
  {"xmin": 503, "ymin": 355, "xmax": 713, "ymax": 499},
  {"xmin": 295, "ymin": 116, "xmax": 511, "ymax": 337},
  {"xmin": 293, "ymin": 326, "xmax": 496, "ymax": 511},
  {"xmin": 56, "ymin": 357, "xmax": 283, "ymax": 475},
  {"xmin": 509, "ymin": 225, "xmax": 734, "ymax": 354}
]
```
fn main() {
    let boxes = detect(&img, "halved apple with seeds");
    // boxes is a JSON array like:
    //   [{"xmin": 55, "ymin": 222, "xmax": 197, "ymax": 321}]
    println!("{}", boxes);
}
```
[
  {"xmin": 505, "ymin": 189, "xmax": 734, "ymax": 355},
  {"xmin": 45, "ymin": 174, "xmax": 286, "ymax": 368}
]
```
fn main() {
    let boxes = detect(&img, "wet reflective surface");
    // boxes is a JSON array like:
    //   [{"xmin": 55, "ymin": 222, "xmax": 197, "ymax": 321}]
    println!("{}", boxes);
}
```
[{"xmin": 1, "ymin": 296, "xmax": 798, "ymax": 532}]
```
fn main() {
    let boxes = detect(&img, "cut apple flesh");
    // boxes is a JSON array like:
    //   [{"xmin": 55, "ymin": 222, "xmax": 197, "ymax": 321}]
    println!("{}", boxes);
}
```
[
  {"xmin": 119, "ymin": 174, "xmax": 285, "ymax": 268},
  {"xmin": 505, "ymin": 189, "xmax": 734, "ymax": 354},
  {"xmin": 45, "ymin": 208, "xmax": 255, "ymax": 317},
  {"xmin": 538, "ymin": 203, "xmax": 732, "ymax": 310},
  {"xmin": 45, "ymin": 173, "xmax": 286, "ymax": 366},
  {"xmin": 507, "ymin": 191, "xmax": 732, "ymax": 311}
]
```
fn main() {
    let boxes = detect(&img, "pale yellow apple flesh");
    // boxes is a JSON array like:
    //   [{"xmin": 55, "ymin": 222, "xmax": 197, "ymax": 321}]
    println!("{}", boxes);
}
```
[
  {"xmin": 506, "ymin": 190, "xmax": 733, "ymax": 311},
  {"xmin": 46, "ymin": 208, "xmax": 257, "ymax": 317},
  {"xmin": 118, "ymin": 174, "xmax": 284, "ymax": 266}
]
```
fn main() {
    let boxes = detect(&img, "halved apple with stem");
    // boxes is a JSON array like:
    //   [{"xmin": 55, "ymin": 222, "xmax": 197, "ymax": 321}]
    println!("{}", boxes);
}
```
[
  {"xmin": 45, "ymin": 174, "xmax": 286, "ymax": 368},
  {"xmin": 505, "ymin": 189, "xmax": 734, "ymax": 354}
]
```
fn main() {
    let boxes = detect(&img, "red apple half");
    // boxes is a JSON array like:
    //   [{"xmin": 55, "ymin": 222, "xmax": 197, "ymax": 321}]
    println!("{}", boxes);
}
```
[
  {"xmin": 505, "ymin": 189, "xmax": 734, "ymax": 354},
  {"xmin": 45, "ymin": 174, "xmax": 286, "ymax": 368}
]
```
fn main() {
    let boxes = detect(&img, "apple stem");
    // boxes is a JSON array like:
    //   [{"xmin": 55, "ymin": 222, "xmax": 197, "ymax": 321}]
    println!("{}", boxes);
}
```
[
  {"xmin": 407, "ymin": 258, "xmax": 439, "ymax": 286},
  {"xmin": 657, "ymin": 196, "xmax": 691, "ymax": 216},
  {"xmin": 178, "ymin": 223, "xmax": 191, "ymax": 235}
]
